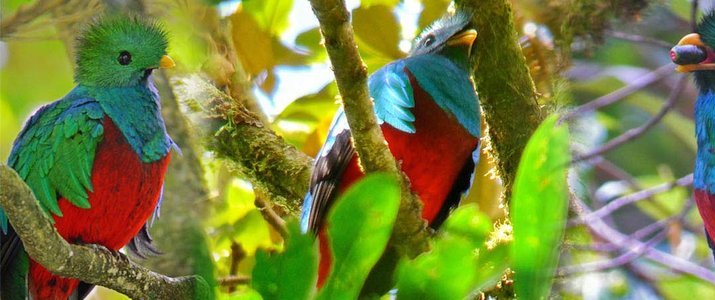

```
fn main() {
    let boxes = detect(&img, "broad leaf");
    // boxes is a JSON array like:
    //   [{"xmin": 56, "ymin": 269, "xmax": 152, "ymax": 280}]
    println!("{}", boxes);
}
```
[
  {"xmin": 396, "ymin": 204, "xmax": 493, "ymax": 300},
  {"xmin": 317, "ymin": 173, "xmax": 401, "ymax": 300},
  {"xmin": 511, "ymin": 114, "xmax": 570, "ymax": 300},
  {"xmin": 252, "ymin": 221, "xmax": 318, "ymax": 300}
]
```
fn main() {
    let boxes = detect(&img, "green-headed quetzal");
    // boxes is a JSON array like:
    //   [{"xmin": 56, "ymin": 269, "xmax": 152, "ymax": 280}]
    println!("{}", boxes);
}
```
[
  {"xmin": 300, "ymin": 12, "xmax": 481, "ymax": 287},
  {"xmin": 671, "ymin": 11, "xmax": 715, "ymax": 260},
  {"xmin": 0, "ymin": 16, "xmax": 175, "ymax": 299}
]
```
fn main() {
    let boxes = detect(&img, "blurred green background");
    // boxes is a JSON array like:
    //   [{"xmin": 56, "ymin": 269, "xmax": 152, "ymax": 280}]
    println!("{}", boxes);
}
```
[{"xmin": 2, "ymin": 0, "xmax": 715, "ymax": 298}]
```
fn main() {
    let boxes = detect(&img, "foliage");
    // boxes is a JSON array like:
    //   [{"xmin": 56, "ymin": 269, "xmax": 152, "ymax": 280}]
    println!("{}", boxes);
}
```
[
  {"xmin": 511, "ymin": 114, "xmax": 570, "ymax": 299},
  {"xmin": 2, "ymin": 0, "xmax": 715, "ymax": 299}
]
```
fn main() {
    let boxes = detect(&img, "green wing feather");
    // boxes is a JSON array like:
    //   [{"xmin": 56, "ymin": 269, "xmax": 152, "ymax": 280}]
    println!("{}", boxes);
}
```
[{"xmin": 1, "ymin": 96, "xmax": 104, "ymax": 232}]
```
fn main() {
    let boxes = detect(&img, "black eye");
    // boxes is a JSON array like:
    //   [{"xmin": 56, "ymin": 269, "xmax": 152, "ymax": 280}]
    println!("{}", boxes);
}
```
[
  {"xmin": 423, "ymin": 34, "xmax": 436, "ymax": 47},
  {"xmin": 118, "ymin": 51, "xmax": 132, "ymax": 65}
]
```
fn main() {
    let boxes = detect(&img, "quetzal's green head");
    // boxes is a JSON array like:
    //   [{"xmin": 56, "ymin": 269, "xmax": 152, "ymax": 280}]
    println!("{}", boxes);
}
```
[
  {"xmin": 671, "ymin": 12, "xmax": 715, "ymax": 92},
  {"xmin": 75, "ymin": 15, "xmax": 174, "ymax": 87},
  {"xmin": 410, "ymin": 12, "xmax": 476, "ymax": 68}
]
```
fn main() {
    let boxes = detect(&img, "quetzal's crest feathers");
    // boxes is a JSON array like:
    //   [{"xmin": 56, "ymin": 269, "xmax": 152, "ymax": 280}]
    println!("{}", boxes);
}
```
[
  {"xmin": 411, "ymin": 11, "xmax": 472, "ymax": 56},
  {"xmin": 370, "ymin": 61, "xmax": 416, "ymax": 133},
  {"xmin": 75, "ymin": 15, "xmax": 169, "ymax": 87}
]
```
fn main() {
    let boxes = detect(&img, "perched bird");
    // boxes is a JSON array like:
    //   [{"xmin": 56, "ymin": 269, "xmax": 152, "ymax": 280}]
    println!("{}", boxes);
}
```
[
  {"xmin": 0, "ymin": 15, "xmax": 175, "ymax": 299},
  {"xmin": 671, "ymin": 12, "xmax": 715, "ymax": 259},
  {"xmin": 300, "ymin": 12, "xmax": 480, "ymax": 288}
]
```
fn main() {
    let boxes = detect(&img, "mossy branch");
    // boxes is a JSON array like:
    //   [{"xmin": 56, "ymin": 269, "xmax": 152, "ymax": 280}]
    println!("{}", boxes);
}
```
[
  {"xmin": 0, "ymin": 164, "xmax": 210, "ymax": 299},
  {"xmin": 308, "ymin": 0, "xmax": 430, "ymax": 257},
  {"xmin": 457, "ymin": 0, "xmax": 544, "ymax": 201},
  {"xmin": 170, "ymin": 75, "xmax": 313, "ymax": 214}
]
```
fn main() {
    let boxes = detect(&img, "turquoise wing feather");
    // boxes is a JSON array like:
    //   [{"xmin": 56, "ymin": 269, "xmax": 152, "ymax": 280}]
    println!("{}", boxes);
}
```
[
  {"xmin": 369, "ymin": 60, "xmax": 416, "ymax": 133},
  {"xmin": 1, "ymin": 95, "xmax": 104, "ymax": 232}
]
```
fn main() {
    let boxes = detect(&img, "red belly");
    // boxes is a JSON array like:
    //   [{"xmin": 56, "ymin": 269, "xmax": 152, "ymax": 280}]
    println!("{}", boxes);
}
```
[
  {"xmin": 29, "ymin": 117, "xmax": 170, "ymax": 299},
  {"xmin": 319, "ymin": 71, "xmax": 479, "ymax": 287},
  {"xmin": 338, "ymin": 72, "xmax": 479, "ymax": 222}
]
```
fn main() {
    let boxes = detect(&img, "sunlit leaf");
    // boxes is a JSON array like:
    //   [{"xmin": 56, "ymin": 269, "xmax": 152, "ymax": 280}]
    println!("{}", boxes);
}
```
[
  {"xmin": 242, "ymin": 0, "xmax": 294, "ymax": 35},
  {"xmin": 231, "ymin": 10, "xmax": 275, "ymax": 76},
  {"xmin": 296, "ymin": 27, "xmax": 328, "ymax": 63},
  {"xmin": 658, "ymin": 276, "xmax": 715, "ymax": 298},
  {"xmin": 317, "ymin": 173, "xmax": 401, "ymax": 300},
  {"xmin": 273, "ymin": 83, "xmax": 338, "ymax": 151},
  {"xmin": 418, "ymin": 0, "xmax": 451, "ymax": 30},
  {"xmin": 353, "ymin": 5, "xmax": 405, "ymax": 60},
  {"xmin": 396, "ymin": 205, "xmax": 496, "ymax": 299},
  {"xmin": 511, "ymin": 114, "xmax": 570, "ymax": 300},
  {"xmin": 360, "ymin": 0, "xmax": 399, "ymax": 8},
  {"xmin": 253, "ymin": 221, "xmax": 317, "ymax": 300}
]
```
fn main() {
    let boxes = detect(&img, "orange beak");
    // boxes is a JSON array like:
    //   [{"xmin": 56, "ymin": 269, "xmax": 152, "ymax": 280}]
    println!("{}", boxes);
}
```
[
  {"xmin": 446, "ymin": 29, "xmax": 478, "ymax": 48},
  {"xmin": 160, "ymin": 55, "xmax": 175, "ymax": 69}
]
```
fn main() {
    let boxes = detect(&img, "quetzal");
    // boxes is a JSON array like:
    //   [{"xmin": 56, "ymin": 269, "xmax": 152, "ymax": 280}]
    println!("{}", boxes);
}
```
[
  {"xmin": 0, "ymin": 16, "xmax": 175, "ymax": 299},
  {"xmin": 300, "ymin": 12, "xmax": 481, "ymax": 287},
  {"xmin": 671, "ymin": 12, "xmax": 715, "ymax": 259}
]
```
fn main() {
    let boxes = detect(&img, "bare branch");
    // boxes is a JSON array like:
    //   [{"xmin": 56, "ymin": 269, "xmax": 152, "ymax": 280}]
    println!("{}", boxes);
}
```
[
  {"xmin": 0, "ymin": 0, "xmax": 62, "ymax": 38},
  {"xmin": 255, "ymin": 196, "xmax": 288, "ymax": 238},
  {"xmin": 570, "ymin": 173, "xmax": 693, "ymax": 226},
  {"xmin": 0, "ymin": 164, "xmax": 209, "ymax": 299},
  {"xmin": 569, "ymin": 194, "xmax": 715, "ymax": 283},
  {"xmin": 308, "ymin": 0, "xmax": 430, "ymax": 257},
  {"xmin": 562, "ymin": 64, "xmax": 675, "ymax": 120},
  {"xmin": 574, "ymin": 75, "xmax": 688, "ymax": 162},
  {"xmin": 605, "ymin": 31, "xmax": 673, "ymax": 49}
]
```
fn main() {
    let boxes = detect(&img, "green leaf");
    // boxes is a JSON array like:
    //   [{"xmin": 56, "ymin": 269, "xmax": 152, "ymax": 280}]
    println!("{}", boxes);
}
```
[
  {"xmin": 353, "ymin": 5, "xmax": 405, "ymax": 61},
  {"xmin": 242, "ymin": 0, "xmax": 294, "ymax": 35},
  {"xmin": 418, "ymin": 0, "xmax": 451, "ymax": 30},
  {"xmin": 252, "ymin": 220, "xmax": 318, "ymax": 300},
  {"xmin": 359, "ymin": 0, "xmax": 399, "ymax": 8},
  {"xmin": 397, "ymin": 236, "xmax": 477, "ymax": 300},
  {"xmin": 511, "ymin": 114, "xmax": 570, "ymax": 300},
  {"xmin": 658, "ymin": 276, "xmax": 715, "ymax": 298},
  {"xmin": 396, "ymin": 204, "xmax": 493, "ymax": 300},
  {"xmin": 316, "ymin": 173, "xmax": 401, "ymax": 300}
]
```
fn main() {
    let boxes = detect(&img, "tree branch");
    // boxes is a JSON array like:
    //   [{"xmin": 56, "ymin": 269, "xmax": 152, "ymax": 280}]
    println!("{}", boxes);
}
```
[
  {"xmin": 170, "ymin": 75, "xmax": 312, "ymax": 214},
  {"xmin": 308, "ymin": 0, "xmax": 430, "ymax": 257},
  {"xmin": 570, "ymin": 193, "xmax": 715, "ymax": 283},
  {"xmin": 570, "ymin": 173, "xmax": 693, "ymax": 226},
  {"xmin": 456, "ymin": 0, "xmax": 545, "ymax": 200},
  {"xmin": 0, "ymin": 164, "xmax": 210, "ymax": 299},
  {"xmin": 562, "ymin": 64, "xmax": 674, "ymax": 120},
  {"xmin": 573, "ymin": 74, "xmax": 687, "ymax": 162}
]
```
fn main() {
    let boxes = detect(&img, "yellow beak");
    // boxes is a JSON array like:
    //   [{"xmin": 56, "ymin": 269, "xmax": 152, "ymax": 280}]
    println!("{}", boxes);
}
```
[
  {"xmin": 446, "ymin": 29, "xmax": 478, "ymax": 48},
  {"xmin": 160, "ymin": 55, "xmax": 175, "ymax": 69}
]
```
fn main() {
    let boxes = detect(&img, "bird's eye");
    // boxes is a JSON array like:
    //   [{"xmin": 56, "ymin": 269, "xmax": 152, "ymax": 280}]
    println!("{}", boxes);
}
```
[
  {"xmin": 118, "ymin": 51, "xmax": 132, "ymax": 65},
  {"xmin": 423, "ymin": 34, "xmax": 436, "ymax": 47}
]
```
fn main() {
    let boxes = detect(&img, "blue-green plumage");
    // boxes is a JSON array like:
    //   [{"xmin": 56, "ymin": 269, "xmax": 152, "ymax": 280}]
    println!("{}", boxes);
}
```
[{"xmin": 1, "ymin": 15, "xmax": 175, "ymax": 299}]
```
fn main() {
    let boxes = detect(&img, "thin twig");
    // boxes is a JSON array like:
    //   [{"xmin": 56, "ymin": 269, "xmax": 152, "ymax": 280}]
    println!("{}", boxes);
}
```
[
  {"xmin": 569, "ymin": 194, "xmax": 715, "ymax": 283},
  {"xmin": 573, "ymin": 75, "xmax": 687, "ymax": 163},
  {"xmin": 562, "ymin": 198, "xmax": 695, "ymax": 274},
  {"xmin": 562, "ymin": 64, "xmax": 675, "ymax": 120},
  {"xmin": 0, "ymin": 0, "xmax": 62, "ymax": 38},
  {"xmin": 560, "ymin": 229, "xmax": 668, "ymax": 275},
  {"xmin": 255, "ymin": 196, "xmax": 288, "ymax": 238},
  {"xmin": 605, "ymin": 31, "xmax": 673, "ymax": 49},
  {"xmin": 227, "ymin": 242, "xmax": 246, "ymax": 293},
  {"xmin": 570, "ymin": 173, "xmax": 693, "ymax": 226},
  {"xmin": 218, "ymin": 275, "xmax": 251, "ymax": 287}
]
